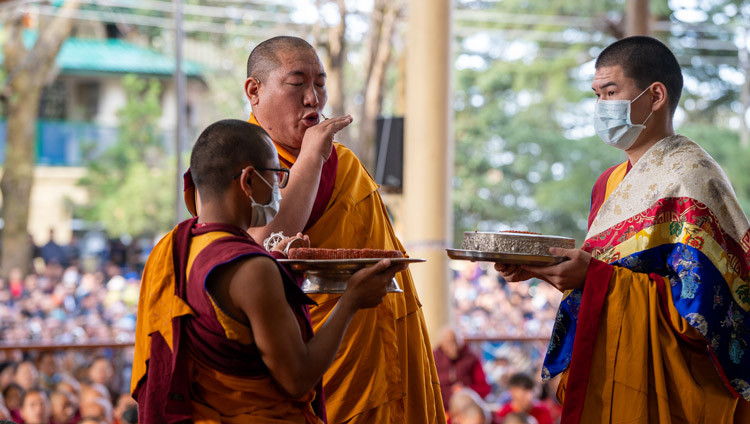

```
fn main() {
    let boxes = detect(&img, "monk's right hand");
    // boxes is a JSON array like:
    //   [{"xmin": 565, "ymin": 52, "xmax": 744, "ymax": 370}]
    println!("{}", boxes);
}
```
[
  {"xmin": 494, "ymin": 263, "xmax": 535, "ymax": 283},
  {"xmin": 343, "ymin": 259, "xmax": 406, "ymax": 310},
  {"xmin": 299, "ymin": 115, "xmax": 353, "ymax": 162}
]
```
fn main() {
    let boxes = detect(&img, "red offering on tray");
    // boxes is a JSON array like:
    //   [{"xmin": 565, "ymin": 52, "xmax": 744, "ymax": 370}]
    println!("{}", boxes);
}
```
[{"xmin": 287, "ymin": 248, "xmax": 403, "ymax": 260}]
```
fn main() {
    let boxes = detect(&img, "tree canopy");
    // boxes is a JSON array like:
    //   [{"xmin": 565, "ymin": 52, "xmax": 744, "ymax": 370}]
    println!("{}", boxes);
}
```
[
  {"xmin": 76, "ymin": 74, "xmax": 175, "ymax": 238},
  {"xmin": 451, "ymin": 0, "xmax": 749, "ymax": 246}
]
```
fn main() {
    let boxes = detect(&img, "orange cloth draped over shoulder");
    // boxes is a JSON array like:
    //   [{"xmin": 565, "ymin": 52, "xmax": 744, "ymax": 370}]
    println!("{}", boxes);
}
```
[
  {"xmin": 248, "ymin": 115, "xmax": 445, "ymax": 424},
  {"xmin": 550, "ymin": 136, "xmax": 750, "ymax": 423},
  {"xmin": 131, "ymin": 219, "xmax": 322, "ymax": 424}
]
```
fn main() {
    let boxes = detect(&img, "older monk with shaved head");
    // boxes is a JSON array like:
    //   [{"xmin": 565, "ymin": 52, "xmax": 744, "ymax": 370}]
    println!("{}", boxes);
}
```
[{"xmin": 184, "ymin": 36, "xmax": 445, "ymax": 424}]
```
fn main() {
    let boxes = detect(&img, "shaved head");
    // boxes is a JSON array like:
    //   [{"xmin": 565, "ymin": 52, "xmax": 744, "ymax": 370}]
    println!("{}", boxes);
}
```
[
  {"xmin": 190, "ymin": 119, "xmax": 276, "ymax": 202},
  {"xmin": 596, "ymin": 36, "xmax": 683, "ymax": 115},
  {"xmin": 247, "ymin": 36, "xmax": 317, "ymax": 81}
]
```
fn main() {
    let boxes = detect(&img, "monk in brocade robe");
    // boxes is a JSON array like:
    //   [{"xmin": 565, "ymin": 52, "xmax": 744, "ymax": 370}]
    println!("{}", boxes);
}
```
[
  {"xmin": 132, "ymin": 120, "xmax": 405, "ymax": 423},
  {"xmin": 497, "ymin": 36, "xmax": 750, "ymax": 423},
  {"xmin": 183, "ymin": 36, "xmax": 445, "ymax": 424}
]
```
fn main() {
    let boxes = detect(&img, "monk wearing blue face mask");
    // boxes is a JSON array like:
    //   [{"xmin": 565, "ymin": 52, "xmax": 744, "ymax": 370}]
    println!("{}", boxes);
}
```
[
  {"xmin": 496, "ymin": 36, "xmax": 750, "ymax": 423},
  {"xmin": 131, "ymin": 119, "xmax": 408, "ymax": 424}
]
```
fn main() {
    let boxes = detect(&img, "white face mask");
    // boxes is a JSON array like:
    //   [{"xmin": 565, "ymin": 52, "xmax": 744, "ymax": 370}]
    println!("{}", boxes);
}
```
[
  {"xmin": 593, "ymin": 85, "xmax": 654, "ymax": 151},
  {"xmin": 249, "ymin": 172, "xmax": 282, "ymax": 227}
]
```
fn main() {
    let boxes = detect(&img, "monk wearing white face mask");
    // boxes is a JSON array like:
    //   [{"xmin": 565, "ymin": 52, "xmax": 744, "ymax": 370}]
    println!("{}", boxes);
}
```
[
  {"xmin": 131, "ymin": 120, "xmax": 407, "ymax": 424},
  {"xmin": 496, "ymin": 35, "xmax": 750, "ymax": 423}
]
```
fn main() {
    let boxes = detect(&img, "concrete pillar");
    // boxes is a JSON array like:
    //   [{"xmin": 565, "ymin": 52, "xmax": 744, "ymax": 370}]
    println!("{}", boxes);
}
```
[
  {"xmin": 403, "ymin": 0, "xmax": 452, "ymax": 339},
  {"xmin": 625, "ymin": 0, "xmax": 650, "ymax": 37}
]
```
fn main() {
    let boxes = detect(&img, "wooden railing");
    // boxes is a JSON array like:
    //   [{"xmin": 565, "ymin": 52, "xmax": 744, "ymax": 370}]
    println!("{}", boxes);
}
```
[
  {"xmin": 0, "ymin": 341, "xmax": 134, "ymax": 352},
  {"xmin": 464, "ymin": 335, "xmax": 550, "ymax": 343}
]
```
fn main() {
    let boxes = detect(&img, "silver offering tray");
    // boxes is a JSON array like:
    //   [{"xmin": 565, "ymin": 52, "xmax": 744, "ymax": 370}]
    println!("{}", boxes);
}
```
[
  {"xmin": 277, "ymin": 258, "xmax": 425, "ymax": 294},
  {"xmin": 445, "ymin": 249, "xmax": 567, "ymax": 266}
]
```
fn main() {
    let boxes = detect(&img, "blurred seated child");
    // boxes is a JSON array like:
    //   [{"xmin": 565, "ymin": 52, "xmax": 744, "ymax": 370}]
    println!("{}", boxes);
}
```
[
  {"xmin": 449, "ymin": 387, "xmax": 492, "ymax": 424},
  {"xmin": 495, "ymin": 373, "xmax": 552, "ymax": 424}
]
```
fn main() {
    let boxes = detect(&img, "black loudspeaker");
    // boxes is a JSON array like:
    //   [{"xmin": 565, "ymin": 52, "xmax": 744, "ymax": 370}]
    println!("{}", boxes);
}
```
[{"xmin": 374, "ymin": 116, "xmax": 404, "ymax": 190}]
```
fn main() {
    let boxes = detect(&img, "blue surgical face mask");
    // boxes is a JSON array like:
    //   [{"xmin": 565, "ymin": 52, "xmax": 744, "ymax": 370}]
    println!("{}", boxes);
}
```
[
  {"xmin": 249, "ymin": 172, "xmax": 282, "ymax": 227},
  {"xmin": 593, "ymin": 85, "xmax": 654, "ymax": 151}
]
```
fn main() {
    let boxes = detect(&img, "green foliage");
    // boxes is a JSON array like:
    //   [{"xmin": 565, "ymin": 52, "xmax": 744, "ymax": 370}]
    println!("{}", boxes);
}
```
[
  {"xmin": 76, "ymin": 74, "xmax": 175, "ymax": 237},
  {"xmin": 451, "ymin": 0, "xmax": 748, "ymax": 247},
  {"xmin": 453, "ymin": 49, "xmax": 623, "ymax": 246}
]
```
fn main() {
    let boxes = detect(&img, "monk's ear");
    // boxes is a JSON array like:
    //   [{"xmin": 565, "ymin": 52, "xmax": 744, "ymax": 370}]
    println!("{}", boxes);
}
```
[
  {"xmin": 650, "ymin": 82, "xmax": 669, "ymax": 112},
  {"xmin": 239, "ymin": 166, "xmax": 255, "ymax": 198},
  {"xmin": 245, "ymin": 77, "xmax": 261, "ymax": 106}
]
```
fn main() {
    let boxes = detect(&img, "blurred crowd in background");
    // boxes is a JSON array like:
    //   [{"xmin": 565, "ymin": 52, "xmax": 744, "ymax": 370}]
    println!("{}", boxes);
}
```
[
  {"xmin": 0, "ymin": 234, "xmax": 562, "ymax": 424},
  {"xmin": 0, "ymin": 354, "xmax": 136, "ymax": 424},
  {"xmin": 442, "ymin": 261, "xmax": 563, "ymax": 423},
  {"xmin": 0, "ymin": 230, "xmax": 141, "ymax": 346},
  {"xmin": 0, "ymin": 230, "xmax": 141, "ymax": 423}
]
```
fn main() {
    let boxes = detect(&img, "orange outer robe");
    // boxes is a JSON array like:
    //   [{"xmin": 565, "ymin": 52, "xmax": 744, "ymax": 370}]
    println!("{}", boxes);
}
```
[
  {"xmin": 553, "ymin": 141, "xmax": 750, "ymax": 424},
  {"xmin": 254, "ymin": 114, "xmax": 444, "ymax": 423}
]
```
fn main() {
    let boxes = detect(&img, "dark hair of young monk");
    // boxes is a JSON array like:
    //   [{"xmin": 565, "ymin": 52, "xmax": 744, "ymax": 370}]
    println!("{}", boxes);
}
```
[
  {"xmin": 595, "ymin": 35, "xmax": 683, "ymax": 115},
  {"xmin": 0, "ymin": 420, "xmax": 19, "ymax": 424},
  {"xmin": 189, "ymin": 119, "xmax": 276, "ymax": 202},
  {"xmin": 507, "ymin": 373, "xmax": 535, "ymax": 390},
  {"xmin": 246, "ymin": 35, "xmax": 316, "ymax": 81}
]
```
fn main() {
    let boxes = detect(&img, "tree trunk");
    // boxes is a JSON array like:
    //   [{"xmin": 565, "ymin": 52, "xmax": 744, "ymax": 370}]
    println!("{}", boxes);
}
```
[
  {"xmin": 358, "ymin": 0, "xmax": 401, "ymax": 170},
  {"xmin": 1, "ymin": 1, "xmax": 77, "ymax": 276}
]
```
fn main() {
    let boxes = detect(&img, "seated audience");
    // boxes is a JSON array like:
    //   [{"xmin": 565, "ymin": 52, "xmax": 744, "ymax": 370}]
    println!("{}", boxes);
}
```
[
  {"xmin": 86, "ymin": 358, "xmax": 115, "ymax": 399},
  {"xmin": 49, "ymin": 390, "xmax": 77, "ymax": 424},
  {"xmin": 14, "ymin": 361, "xmax": 39, "ymax": 391},
  {"xmin": 112, "ymin": 394, "xmax": 135, "ymax": 424},
  {"xmin": 3, "ymin": 383, "xmax": 23, "ymax": 417},
  {"xmin": 0, "ymin": 392, "xmax": 10, "ymax": 420},
  {"xmin": 502, "ymin": 412, "xmax": 538, "ymax": 424},
  {"xmin": 495, "ymin": 373, "xmax": 552, "ymax": 424},
  {"xmin": 448, "ymin": 388, "xmax": 492, "ymax": 424},
  {"xmin": 19, "ymin": 388, "xmax": 51, "ymax": 424},
  {"xmin": 119, "ymin": 405, "xmax": 137, "ymax": 424},
  {"xmin": 80, "ymin": 396, "xmax": 112, "ymax": 424},
  {"xmin": 435, "ymin": 326, "xmax": 492, "ymax": 409},
  {"xmin": 37, "ymin": 353, "xmax": 61, "ymax": 391},
  {"xmin": 0, "ymin": 363, "xmax": 15, "ymax": 390}
]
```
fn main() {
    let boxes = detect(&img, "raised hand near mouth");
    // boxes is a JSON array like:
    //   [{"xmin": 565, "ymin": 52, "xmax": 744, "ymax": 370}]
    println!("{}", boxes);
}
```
[{"xmin": 299, "ymin": 115, "xmax": 353, "ymax": 163}]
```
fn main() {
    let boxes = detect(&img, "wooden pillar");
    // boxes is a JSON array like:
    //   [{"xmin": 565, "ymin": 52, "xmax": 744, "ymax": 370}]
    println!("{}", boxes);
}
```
[
  {"xmin": 625, "ymin": 0, "xmax": 650, "ymax": 36},
  {"xmin": 403, "ymin": 0, "xmax": 452, "ymax": 339}
]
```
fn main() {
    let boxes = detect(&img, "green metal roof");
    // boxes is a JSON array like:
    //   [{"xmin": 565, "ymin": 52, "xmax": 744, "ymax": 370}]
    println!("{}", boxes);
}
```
[{"xmin": 0, "ymin": 31, "xmax": 203, "ymax": 78}]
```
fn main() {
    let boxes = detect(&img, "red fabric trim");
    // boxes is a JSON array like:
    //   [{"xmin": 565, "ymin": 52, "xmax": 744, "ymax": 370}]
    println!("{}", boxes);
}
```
[
  {"xmin": 583, "ymin": 197, "xmax": 749, "ymax": 279},
  {"xmin": 304, "ymin": 146, "xmax": 338, "ymax": 232},
  {"xmin": 588, "ymin": 162, "xmax": 630, "ymax": 230},
  {"xmin": 560, "ymin": 258, "xmax": 614, "ymax": 424},
  {"xmin": 275, "ymin": 147, "xmax": 337, "ymax": 232}
]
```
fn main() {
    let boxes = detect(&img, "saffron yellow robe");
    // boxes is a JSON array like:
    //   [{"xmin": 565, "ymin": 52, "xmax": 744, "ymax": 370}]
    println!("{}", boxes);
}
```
[
  {"xmin": 252, "ymin": 113, "xmax": 444, "ymax": 423},
  {"xmin": 547, "ymin": 136, "xmax": 750, "ymax": 423}
]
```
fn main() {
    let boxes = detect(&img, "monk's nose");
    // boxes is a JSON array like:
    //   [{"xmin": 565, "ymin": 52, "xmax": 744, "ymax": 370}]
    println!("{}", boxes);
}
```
[{"xmin": 303, "ymin": 85, "xmax": 319, "ymax": 108}]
